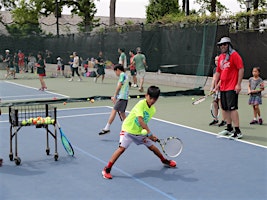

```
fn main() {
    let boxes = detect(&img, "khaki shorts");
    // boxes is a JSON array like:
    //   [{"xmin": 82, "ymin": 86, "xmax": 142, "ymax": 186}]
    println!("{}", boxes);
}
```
[{"xmin": 137, "ymin": 69, "xmax": 146, "ymax": 78}]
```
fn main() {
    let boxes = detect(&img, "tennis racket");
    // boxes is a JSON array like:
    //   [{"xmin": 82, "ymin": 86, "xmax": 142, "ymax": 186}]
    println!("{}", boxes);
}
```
[
  {"xmin": 117, "ymin": 111, "xmax": 123, "ymax": 121},
  {"xmin": 248, "ymin": 82, "xmax": 266, "ymax": 94},
  {"xmin": 210, "ymin": 101, "xmax": 220, "ymax": 119},
  {"xmin": 192, "ymin": 91, "xmax": 214, "ymax": 105},
  {"xmin": 157, "ymin": 137, "xmax": 183, "ymax": 158},
  {"xmin": 56, "ymin": 121, "xmax": 74, "ymax": 156}
]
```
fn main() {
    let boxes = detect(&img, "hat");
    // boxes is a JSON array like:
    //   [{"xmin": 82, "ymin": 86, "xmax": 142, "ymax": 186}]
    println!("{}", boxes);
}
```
[
  {"xmin": 5, "ymin": 49, "xmax": 10, "ymax": 52},
  {"xmin": 217, "ymin": 37, "xmax": 232, "ymax": 46},
  {"xmin": 57, "ymin": 57, "xmax": 61, "ymax": 60}
]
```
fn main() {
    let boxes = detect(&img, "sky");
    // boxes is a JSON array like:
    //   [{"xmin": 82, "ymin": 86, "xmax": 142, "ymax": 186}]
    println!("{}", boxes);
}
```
[{"xmin": 63, "ymin": 0, "xmax": 246, "ymax": 18}]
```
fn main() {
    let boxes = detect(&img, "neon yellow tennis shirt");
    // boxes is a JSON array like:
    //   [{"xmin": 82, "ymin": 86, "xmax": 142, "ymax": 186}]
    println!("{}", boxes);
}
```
[{"xmin": 122, "ymin": 99, "xmax": 156, "ymax": 134}]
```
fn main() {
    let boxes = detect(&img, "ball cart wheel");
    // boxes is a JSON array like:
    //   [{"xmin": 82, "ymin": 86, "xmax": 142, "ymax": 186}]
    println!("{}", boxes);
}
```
[
  {"xmin": 46, "ymin": 148, "xmax": 50, "ymax": 155},
  {"xmin": 54, "ymin": 153, "xmax": 58, "ymax": 161},
  {"xmin": 9, "ymin": 153, "xmax": 13, "ymax": 161},
  {"xmin": 14, "ymin": 157, "xmax": 21, "ymax": 165}
]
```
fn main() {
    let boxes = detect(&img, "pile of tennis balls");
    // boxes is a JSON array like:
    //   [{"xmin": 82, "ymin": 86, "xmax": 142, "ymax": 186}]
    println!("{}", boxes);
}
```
[{"xmin": 21, "ymin": 116, "xmax": 55, "ymax": 126}]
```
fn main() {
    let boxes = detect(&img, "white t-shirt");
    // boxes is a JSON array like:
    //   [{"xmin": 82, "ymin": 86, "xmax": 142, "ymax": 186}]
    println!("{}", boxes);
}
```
[{"xmin": 73, "ymin": 56, "xmax": 79, "ymax": 68}]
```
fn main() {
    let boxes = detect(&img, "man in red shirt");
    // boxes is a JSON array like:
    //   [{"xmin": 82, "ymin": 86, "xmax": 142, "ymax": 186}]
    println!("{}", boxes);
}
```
[{"xmin": 214, "ymin": 37, "xmax": 244, "ymax": 139}]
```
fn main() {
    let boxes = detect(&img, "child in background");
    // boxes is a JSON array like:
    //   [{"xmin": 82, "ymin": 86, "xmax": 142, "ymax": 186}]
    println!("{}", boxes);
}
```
[
  {"xmin": 99, "ymin": 64, "xmax": 129, "ymax": 135},
  {"xmin": 101, "ymin": 86, "xmax": 176, "ymax": 179},
  {"xmin": 248, "ymin": 67, "xmax": 264, "ymax": 125}
]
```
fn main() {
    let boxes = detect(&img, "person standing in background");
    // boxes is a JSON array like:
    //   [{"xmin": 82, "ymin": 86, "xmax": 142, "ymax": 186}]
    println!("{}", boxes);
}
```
[
  {"xmin": 118, "ymin": 48, "xmax": 127, "ymax": 70},
  {"xmin": 248, "ymin": 67, "xmax": 264, "ymax": 125},
  {"xmin": 68, "ymin": 52, "xmax": 82, "ymax": 82},
  {"xmin": 36, "ymin": 53, "xmax": 47, "ymax": 91},
  {"xmin": 133, "ymin": 47, "xmax": 147, "ymax": 92},
  {"xmin": 18, "ymin": 50, "xmax": 25, "ymax": 73},
  {"xmin": 94, "ymin": 51, "xmax": 106, "ymax": 83},
  {"xmin": 129, "ymin": 49, "xmax": 138, "ymax": 88}
]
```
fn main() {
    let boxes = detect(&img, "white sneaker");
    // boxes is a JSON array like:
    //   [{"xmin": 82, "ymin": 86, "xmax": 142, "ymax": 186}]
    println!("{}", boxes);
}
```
[
  {"xmin": 229, "ymin": 132, "xmax": 243, "ymax": 140},
  {"xmin": 94, "ymin": 77, "xmax": 97, "ymax": 83},
  {"xmin": 133, "ymin": 84, "xmax": 138, "ymax": 88},
  {"xmin": 68, "ymin": 78, "xmax": 73, "ymax": 82},
  {"xmin": 77, "ymin": 78, "xmax": 82, "ymax": 81},
  {"xmin": 218, "ymin": 129, "xmax": 232, "ymax": 136}
]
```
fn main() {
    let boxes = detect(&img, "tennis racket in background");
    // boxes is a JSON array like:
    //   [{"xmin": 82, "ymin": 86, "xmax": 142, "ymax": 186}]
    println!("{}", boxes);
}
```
[
  {"xmin": 192, "ymin": 91, "xmax": 214, "ymax": 105},
  {"xmin": 56, "ymin": 120, "xmax": 74, "ymax": 156},
  {"xmin": 157, "ymin": 137, "xmax": 183, "ymax": 158},
  {"xmin": 210, "ymin": 101, "xmax": 220, "ymax": 119},
  {"xmin": 248, "ymin": 81, "xmax": 266, "ymax": 94}
]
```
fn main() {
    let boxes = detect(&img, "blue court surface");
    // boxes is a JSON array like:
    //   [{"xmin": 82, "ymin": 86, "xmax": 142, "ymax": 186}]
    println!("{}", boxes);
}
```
[
  {"xmin": 0, "ymin": 106, "xmax": 266, "ymax": 200},
  {"xmin": 0, "ymin": 81, "xmax": 68, "ymax": 102}
]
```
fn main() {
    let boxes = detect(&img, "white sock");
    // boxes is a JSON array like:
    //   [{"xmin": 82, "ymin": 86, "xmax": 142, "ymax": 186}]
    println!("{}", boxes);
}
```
[{"xmin": 104, "ymin": 123, "xmax": 110, "ymax": 130}]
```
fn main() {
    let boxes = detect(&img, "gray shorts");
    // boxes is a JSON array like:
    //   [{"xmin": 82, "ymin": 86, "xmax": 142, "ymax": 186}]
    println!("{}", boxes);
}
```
[
  {"xmin": 119, "ymin": 131, "xmax": 154, "ymax": 149},
  {"xmin": 114, "ymin": 99, "xmax": 128, "ymax": 112}
]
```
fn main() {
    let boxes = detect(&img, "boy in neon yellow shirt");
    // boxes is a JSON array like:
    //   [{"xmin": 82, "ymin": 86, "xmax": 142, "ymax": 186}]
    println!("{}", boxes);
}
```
[{"xmin": 102, "ymin": 86, "xmax": 176, "ymax": 179}]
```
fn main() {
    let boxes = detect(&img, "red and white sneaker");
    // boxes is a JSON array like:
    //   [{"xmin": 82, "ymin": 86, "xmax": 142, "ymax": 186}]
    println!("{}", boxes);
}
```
[
  {"xmin": 162, "ymin": 159, "xmax": 176, "ymax": 168},
  {"xmin": 102, "ymin": 167, "xmax": 112, "ymax": 179}
]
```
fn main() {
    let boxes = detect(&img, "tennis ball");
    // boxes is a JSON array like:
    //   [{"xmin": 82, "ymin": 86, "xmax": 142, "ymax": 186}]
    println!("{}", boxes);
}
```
[
  {"xmin": 191, "ymin": 97, "xmax": 195, "ymax": 101},
  {"xmin": 128, "ymin": 96, "xmax": 131, "ymax": 99},
  {"xmin": 137, "ymin": 95, "xmax": 140, "ymax": 99},
  {"xmin": 32, "ymin": 118, "xmax": 37, "ymax": 125},
  {"xmin": 141, "ymin": 129, "xmax": 148, "ymax": 135},
  {"xmin": 51, "ymin": 119, "xmax": 55, "ymax": 124},
  {"xmin": 27, "ymin": 118, "xmax": 33, "ymax": 124},
  {"xmin": 87, "ymin": 98, "xmax": 90, "ymax": 101},
  {"xmin": 90, "ymin": 99, "xmax": 95, "ymax": 103},
  {"xmin": 21, "ymin": 120, "xmax": 27, "ymax": 126}
]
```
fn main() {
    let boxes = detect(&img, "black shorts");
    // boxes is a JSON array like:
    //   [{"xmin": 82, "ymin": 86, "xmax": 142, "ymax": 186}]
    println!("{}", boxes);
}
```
[
  {"xmin": 220, "ymin": 90, "xmax": 238, "ymax": 111},
  {"xmin": 130, "ymin": 69, "xmax": 137, "ymax": 76},
  {"xmin": 114, "ymin": 99, "xmax": 128, "ymax": 112}
]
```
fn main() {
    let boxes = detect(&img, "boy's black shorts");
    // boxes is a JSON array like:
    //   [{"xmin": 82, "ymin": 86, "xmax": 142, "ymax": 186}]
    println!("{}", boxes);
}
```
[{"xmin": 220, "ymin": 90, "xmax": 238, "ymax": 111}]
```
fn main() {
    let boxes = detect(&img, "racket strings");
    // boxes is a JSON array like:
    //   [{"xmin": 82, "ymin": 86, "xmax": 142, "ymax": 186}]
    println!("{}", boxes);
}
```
[{"xmin": 163, "ymin": 138, "xmax": 182, "ymax": 157}]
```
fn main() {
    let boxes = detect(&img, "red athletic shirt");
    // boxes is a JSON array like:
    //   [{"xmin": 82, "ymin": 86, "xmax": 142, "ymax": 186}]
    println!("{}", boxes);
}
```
[{"xmin": 216, "ymin": 51, "xmax": 244, "ymax": 91}]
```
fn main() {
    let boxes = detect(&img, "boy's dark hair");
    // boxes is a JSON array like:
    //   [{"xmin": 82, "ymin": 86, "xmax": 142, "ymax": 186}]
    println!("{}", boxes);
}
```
[
  {"xmin": 114, "ymin": 64, "xmax": 124, "ymax": 72},
  {"xmin": 147, "ymin": 86, "xmax": 160, "ymax": 99},
  {"xmin": 119, "ymin": 48, "xmax": 125, "ymax": 52}
]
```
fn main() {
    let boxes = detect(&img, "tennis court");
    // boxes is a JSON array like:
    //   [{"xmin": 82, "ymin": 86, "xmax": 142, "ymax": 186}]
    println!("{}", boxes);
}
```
[{"xmin": 0, "ymin": 79, "xmax": 267, "ymax": 200}]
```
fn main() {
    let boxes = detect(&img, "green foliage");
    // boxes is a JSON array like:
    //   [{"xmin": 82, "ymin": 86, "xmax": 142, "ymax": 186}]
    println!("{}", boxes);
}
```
[
  {"xmin": 64, "ymin": 0, "xmax": 99, "ymax": 32},
  {"xmin": 6, "ymin": 0, "xmax": 42, "ymax": 37},
  {"xmin": 146, "ymin": 0, "xmax": 180, "ymax": 23}
]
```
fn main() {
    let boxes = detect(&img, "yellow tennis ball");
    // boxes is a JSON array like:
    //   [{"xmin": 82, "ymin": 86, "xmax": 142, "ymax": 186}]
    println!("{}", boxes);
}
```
[
  {"xmin": 137, "ymin": 95, "xmax": 140, "ymax": 99},
  {"xmin": 87, "ymin": 98, "xmax": 90, "ymax": 101},
  {"xmin": 192, "ymin": 97, "xmax": 195, "ymax": 100},
  {"xmin": 141, "ymin": 129, "xmax": 148, "ymax": 135}
]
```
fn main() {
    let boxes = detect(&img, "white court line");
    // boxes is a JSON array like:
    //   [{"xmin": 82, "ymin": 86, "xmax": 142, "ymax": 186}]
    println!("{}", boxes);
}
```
[
  {"xmin": 1, "ymin": 106, "xmax": 266, "ymax": 149},
  {"xmin": 4, "ymin": 81, "xmax": 69, "ymax": 98}
]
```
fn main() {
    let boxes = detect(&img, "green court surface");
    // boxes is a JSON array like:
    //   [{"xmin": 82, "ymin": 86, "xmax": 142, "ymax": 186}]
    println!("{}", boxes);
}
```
[{"xmin": 1, "ymin": 69, "xmax": 266, "ymax": 147}]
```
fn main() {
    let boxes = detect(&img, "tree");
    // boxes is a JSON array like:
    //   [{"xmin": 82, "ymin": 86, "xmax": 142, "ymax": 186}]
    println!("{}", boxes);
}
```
[
  {"xmin": 146, "ymin": 0, "xmax": 180, "ymax": 23},
  {"xmin": 64, "ymin": 0, "xmax": 99, "ymax": 32},
  {"xmin": 195, "ymin": 0, "xmax": 227, "ymax": 15},
  {"xmin": 1, "ymin": 0, "xmax": 42, "ymax": 37},
  {"xmin": 109, "ymin": 0, "xmax": 116, "ymax": 26}
]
